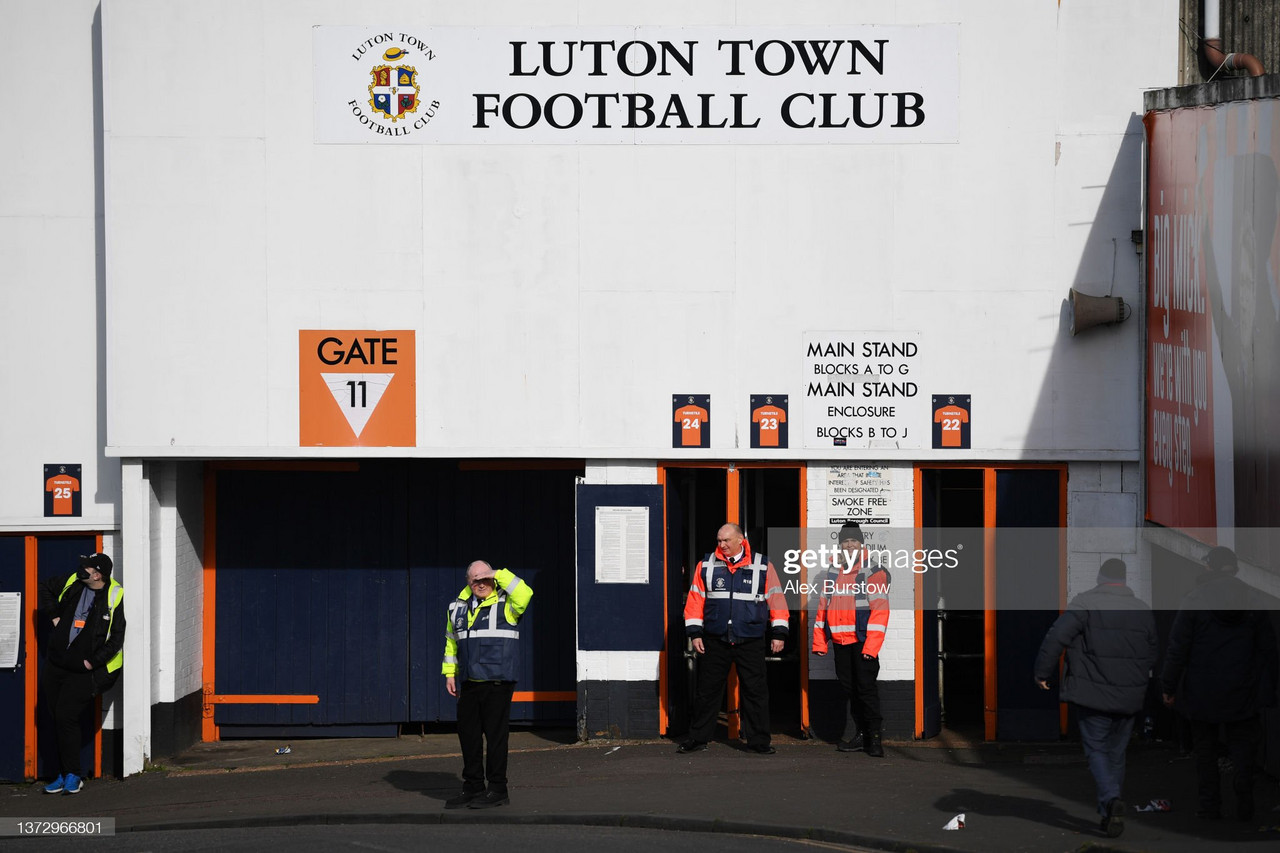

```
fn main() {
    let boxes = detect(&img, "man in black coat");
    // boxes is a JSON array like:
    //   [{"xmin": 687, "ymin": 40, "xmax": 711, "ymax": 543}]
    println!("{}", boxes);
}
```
[
  {"xmin": 1161, "ymin": 546, "xmax": 1278, "ymax": 821},
  {"xmin": 1034, "ymin": 558, "xmax": 1157, "ymax": 838},
  {"xmin": 38, "ymin": 553, "xmax": 126, "ymax": 795}
]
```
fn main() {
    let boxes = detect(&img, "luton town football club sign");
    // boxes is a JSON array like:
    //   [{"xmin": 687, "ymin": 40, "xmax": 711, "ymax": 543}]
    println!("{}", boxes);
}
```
[{"xmin": 314, "ymin": 25, "xmax": 960, "ymax": 145}]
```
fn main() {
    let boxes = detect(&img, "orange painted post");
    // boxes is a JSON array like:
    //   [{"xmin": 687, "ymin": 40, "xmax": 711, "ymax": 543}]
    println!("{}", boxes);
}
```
[
  {"xmin": 726, "ymin": 466, "xmax": 740, "ymax": 741},
  {"xmin": 657, "ymin": 465, "xmax": 669, "ymax": 736},
  {"xmin": 983, "ymin": 469, "xmax": 997, "ymax": 742},
  {"xmin": 24, "ymin": 536, "xmax": 38, "ymax": 780},
  {"xmin": 913, "ymin": 467, "xmax": 925, "ymax": 739},
  {"xmin": 201, "ymin": 468, "xmax": 219, "ymax": 742},
  {"xmin": 797, "ymin": 465, "xmax": 810, "ymax": 735},
  {"xmin": 94, "ymin": 535, "xmax": 103, "ymax": 777},
  {"xmin": 94, "ymin": 695, "xmax": 102, "ymax": 778}
]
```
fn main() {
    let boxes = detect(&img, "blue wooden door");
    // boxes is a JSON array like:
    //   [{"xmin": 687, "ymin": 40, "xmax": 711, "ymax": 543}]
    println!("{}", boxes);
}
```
[
  {"xmin": 0, "ymin": 536, "xmax": 25, "ymax": 781},
  {"xmin": 410, "ymin": 464, "xmax": 577, "ymax": 724},
  {"xmin": 214, "ymin": 462, "xmax": 578, "ymax": 736},
  {"xmin": 214, "ymin": 465, "xmax": 409, "ymax": 736},
  {"xmin": 35, "ymin": 537, "xmax": 99, "ymax": 776}
]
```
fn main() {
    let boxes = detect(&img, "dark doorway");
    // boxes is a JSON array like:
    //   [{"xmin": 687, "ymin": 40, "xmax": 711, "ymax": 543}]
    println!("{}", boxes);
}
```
[
  {"xmin": 920, "ymin": 469, "xmax": 985, "ymax": 741},
  {"xmin": 663, "ymin": 465, "xmax": 804, "ymax": 739},
  {"xmin": 663, "ymin": 468, "xmax": 725, "ymax": 736},
  {"xmin": 740, "ymin": 468, "xmax": 803, "ymax": 736},
  {"xmin": 919, "ymin": 466, "xmax": 1065, "ymax": 742}
]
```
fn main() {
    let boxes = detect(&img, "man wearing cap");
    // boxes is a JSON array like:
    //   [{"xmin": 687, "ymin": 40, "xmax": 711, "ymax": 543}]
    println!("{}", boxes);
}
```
[
  {"xmin": 679, "ymin": 523, "xmax": 789, "ymax": 754},
  {"xmin": 1034, "ymin": 558, "xmax": 1157, "ymax": 838},
  {"xmin": 441, "ymin": 560, "xmax": 533, "ymax": 810},
  {"xmin": 812, "ymin": 522, "xmax": 892, "ymax": 757},
  {"xmin": 38, "ymin": 553, "xmax": 125, "ymax": 795},
  {"xmin": 1161, "ymin": 546, "xmax": 1278, "ymax": 821}
]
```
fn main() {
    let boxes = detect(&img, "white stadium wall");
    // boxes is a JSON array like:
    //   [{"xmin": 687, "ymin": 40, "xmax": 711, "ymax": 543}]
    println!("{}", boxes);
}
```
[
  {"xmin": 0, "ymin": 0, "xmax": 120, "ymax": 529},
  {"xmin": 82, "ymin": 0, "xmax": 1173, "ymax": 462}
]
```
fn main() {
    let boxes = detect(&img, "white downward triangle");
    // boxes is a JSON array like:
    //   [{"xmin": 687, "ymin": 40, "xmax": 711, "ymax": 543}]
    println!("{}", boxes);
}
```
[{"xmin": 321, "ymin": 373, "xmax": 394, "ymax": 439}]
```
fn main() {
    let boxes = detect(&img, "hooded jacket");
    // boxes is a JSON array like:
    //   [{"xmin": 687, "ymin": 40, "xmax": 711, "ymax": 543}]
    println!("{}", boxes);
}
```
[{"xmin": 1033, "ymin": 582, "xmax": 1157, "ymax": 714}]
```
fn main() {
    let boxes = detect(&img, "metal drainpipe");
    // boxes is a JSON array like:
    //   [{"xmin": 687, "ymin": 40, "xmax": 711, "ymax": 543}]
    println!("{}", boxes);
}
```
[{"xmin": 1202, "ymin": 0, "xmax": 1265, "ymax": 77}]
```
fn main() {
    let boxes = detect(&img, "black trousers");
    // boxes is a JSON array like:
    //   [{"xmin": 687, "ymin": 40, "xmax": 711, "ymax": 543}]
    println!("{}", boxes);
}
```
[
  {"xmin": 1189, "ymin": 716, "xmax": 1261, "ymax": 813},
  {"xmin": 689, "ymin": 635, "xmax": 771, "ymax": 747},
  {"xmin": 42, "ymin": 665, "xmax": 98, "ymax": 777},
  {"xmin": 456, "ymin": 680, "xmax": 515, "ymax": 794},
  {"xmin": 833, "ymin": 641, "xmax": 882, "ymax": 735}
]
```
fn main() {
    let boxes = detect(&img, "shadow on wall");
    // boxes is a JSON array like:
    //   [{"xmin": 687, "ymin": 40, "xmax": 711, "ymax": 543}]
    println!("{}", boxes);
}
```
[{"xmin": 1020, "ymin": 112, "xmax": 1145, "ymax": 465}]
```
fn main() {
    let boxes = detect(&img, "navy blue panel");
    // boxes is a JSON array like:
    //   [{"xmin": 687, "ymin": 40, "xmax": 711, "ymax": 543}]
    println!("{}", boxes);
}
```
[
  {"xmin": 995, "ymin": 469, "xmax": 1062, "ymax": 741},
  {"xmin": 575, "ymin": 485, "xmax": 665, "ymax": 652},
  {"xmin": 0, "ymin": 537, "xmax": 26, "ymax": 781},
  {"xmin": 409, "ymin": 464, "xmax": 578, "ymax": 724},
  {"xmin": 215, "ymin": 462, "xmax": 578, "ymax": 732},
  {"xmin": 215, "ymin": 464, "xmax": 408, "ymax": 726},
  {"xmin": 34, "ymin": 537, "xmax": 97, "ymax": 778}
]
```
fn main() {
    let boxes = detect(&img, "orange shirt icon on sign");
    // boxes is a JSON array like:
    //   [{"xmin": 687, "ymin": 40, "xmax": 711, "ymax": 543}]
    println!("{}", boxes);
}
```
[
  {"xmin": 45, "ymin": 473, "xmax": 80, "ymax": 516},
  {"xmin": 752, "ymin": 405, "xmax": 787, "ymax": 447},
  {"xmin": 675, "ymin": 405, "xmax": 708, "ymax": 447},
  {"xmin": 933, "ymin": 403, "xmax": 969, "ymax": 448}
]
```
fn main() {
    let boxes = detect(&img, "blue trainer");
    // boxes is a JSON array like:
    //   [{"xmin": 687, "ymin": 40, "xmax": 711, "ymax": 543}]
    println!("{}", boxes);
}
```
[
  {"xmin": 63, "ymin": 774, "xmax": 83, "ymax": 794},
  {"xmin": 43, "ymin": 775, "xmax": 65, "ymax": 794}
]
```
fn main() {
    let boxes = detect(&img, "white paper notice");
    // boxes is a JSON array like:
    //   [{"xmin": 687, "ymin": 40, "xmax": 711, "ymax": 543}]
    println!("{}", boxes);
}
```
[
  {"xmin": 594, "ymin": 506, "xmax": 650, "ymax": 584},
  {"xmin": 0, "ymin": 592, "xmax": 20, "ymax": 668}
]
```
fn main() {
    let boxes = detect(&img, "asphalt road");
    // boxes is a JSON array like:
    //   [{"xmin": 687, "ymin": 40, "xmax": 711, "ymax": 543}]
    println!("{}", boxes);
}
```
[{"xmin": 1, "ymin": 823, "xmax": 882, "ymax": 853}]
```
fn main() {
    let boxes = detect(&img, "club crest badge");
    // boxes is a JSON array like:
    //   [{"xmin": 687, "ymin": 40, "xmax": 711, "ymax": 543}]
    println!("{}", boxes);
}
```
[
  {"xmin": 369, "ymin": 49, "xmax": 420, "ymax": 122},
  {"xmin": 340, "ymin": 34, "xmax": 440, "ymax": 138}
]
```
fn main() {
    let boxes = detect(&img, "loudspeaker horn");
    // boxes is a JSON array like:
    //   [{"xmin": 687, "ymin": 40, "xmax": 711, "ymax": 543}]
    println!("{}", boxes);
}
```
[{"xmin": 1068, "ymin": 289, "xmax": 1129, "ymax": 336}]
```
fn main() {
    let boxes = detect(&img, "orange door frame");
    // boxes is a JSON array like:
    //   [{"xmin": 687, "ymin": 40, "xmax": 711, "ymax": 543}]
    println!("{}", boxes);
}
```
[
  {"xmin": 23, "ymin": 532, "xmax": 105, "ymax": 780},
  {"xmin": 656, "ymin": 461, "xmax": 808, "ymax": 739},
  {"xmin": 913, "ymin": 463, "xmax": 1067, "ymax": 742},
  {"xmin": 200, "ymin": 461, "xmax": 577, "ymax": 742}
]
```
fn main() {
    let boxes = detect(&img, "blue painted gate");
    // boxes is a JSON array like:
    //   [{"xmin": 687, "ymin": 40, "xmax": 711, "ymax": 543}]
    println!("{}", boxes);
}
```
[{"xmin": 214, "ymin": 461, "xmax": 576, "ymax": 736}]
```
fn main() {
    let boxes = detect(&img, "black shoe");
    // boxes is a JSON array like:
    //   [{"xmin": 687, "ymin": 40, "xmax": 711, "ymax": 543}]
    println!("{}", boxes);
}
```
[
  {"xmin": 468, "ymin": 791, "xmax": 510, "ymax": 809},
  {"xmin": 1195, "ymin": 806, "xmax": 1222, "ymax": 820},
  {"xmin": 748, "ymin": 744, "xmax": 776, "ymax": 754},
  {"xmin": 837, "ymin": 733, "xmax": 864, "ymax": 753},
  {"xmin": 677, "ymin": 740, "xmax": 708, "ymax": 753},
  {"xmin": 444, "ymin": 791, "xmax": 482, "ymax": 809},
  {"xmin": 1101, "ymin": 798, "xmax": 1125, "ymax": 838},
  {"xmin": 866, "ymin": 732, "xmax": 885, "ymax": 758}
]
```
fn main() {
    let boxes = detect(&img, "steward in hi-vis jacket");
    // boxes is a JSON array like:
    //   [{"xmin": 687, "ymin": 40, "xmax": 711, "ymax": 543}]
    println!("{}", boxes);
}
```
[
  {"xmin": 679, "ymin": 523, "xmax": 789, "ymax": 755},
  {"xmin": 39, "ymin": 552, "xmax": 125, "ymax": 795},
  {"xmin": 441, "ymin": 561, "xmax": 532, "ymax": 811},
  {"xmin": 812, "ymin": 522, "xmax": 891, "ymax": 757}
]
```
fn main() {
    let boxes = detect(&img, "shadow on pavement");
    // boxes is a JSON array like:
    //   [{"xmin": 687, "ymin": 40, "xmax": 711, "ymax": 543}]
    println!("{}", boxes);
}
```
[
  {"xmin": 935, "ymin": 786, "xmax": 1100, "ymax": 835},
  {"xmin": 384, "ymin": 769, "xmax": 463, "ymax": 803}
]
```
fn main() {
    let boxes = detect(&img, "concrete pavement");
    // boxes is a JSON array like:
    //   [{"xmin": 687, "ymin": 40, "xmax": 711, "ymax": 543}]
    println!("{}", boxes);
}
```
[{"xmin": 2, "ymin": 731, "xmax": 1278, "ymax": 852}]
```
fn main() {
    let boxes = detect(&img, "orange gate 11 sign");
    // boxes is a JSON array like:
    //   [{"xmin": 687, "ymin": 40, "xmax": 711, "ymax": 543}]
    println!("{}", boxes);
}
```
[{"xmin": 299, "ymin": 331, "xmax": 416, "ymax": 446}]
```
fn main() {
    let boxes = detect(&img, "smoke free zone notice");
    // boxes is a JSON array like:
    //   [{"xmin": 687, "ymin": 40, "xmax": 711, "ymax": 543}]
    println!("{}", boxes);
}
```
[{"xmin": 803, "ymin": 331, "xmax": 925, "ymax": 449}]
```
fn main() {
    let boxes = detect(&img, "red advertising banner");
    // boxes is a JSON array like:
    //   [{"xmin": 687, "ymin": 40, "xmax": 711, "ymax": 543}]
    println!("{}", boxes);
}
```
[{"xmin": 1144, "ymin": 101, "xmax": 1280, "ymax": 547}]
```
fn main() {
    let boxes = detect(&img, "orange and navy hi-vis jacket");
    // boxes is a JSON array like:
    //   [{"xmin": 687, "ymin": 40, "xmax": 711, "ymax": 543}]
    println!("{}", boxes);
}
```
[
  {"xmin": 811, "ymin": 549, "xmax": 891, "ymax": 658},
  {"xmin": 684, "ymin": 541, "xmax": 790, "ymax": 642}
]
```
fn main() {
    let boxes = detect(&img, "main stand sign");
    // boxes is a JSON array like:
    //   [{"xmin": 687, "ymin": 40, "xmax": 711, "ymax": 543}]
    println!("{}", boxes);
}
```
[{"xmin": 802, "ymin": 331, "xmax": 924, "ymax": 449}]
